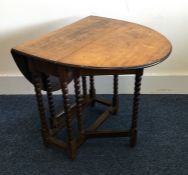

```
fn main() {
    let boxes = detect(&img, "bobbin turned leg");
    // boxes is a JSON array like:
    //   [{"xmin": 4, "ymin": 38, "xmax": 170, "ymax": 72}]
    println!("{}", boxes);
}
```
[
  {"xmin": 112, "ymin": 75, "xmax": 119, "ymax": 114},
  {"xmin": 82, "ymin": 76, "xmax": 87, "ymax": 98},
  {"xmin": 89, "ymin": 75, "xmax": 96, "ymax": 106},
  {"xmin": 130, "ymin": 70, "xmax": 143, "ymax": 147},
  {"xmin": 74, "ymin": 73, "xmax": 85, "ymax": 136},
  {"xmin": 33, "ymin": 74, "xmax": 50, "ymax": 147},
  {"xmin": 43, "ymin": 75, "xmax": 56, "ymax": 128},
  {"xmin": 59, "ymin": 70, "xmax": 76, "ymax": 160}
]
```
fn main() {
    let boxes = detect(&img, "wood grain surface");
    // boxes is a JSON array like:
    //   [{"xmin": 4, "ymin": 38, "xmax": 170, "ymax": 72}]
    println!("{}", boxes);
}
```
[{"xmin": 13, "ymin": 16, "xmax": 172, "ymax": 70}]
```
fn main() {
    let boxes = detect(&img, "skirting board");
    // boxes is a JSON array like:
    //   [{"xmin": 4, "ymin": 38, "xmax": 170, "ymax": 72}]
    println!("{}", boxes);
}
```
[{"xmin": 0, "ymin": 75, "xmax": 188, "ymax": 94}]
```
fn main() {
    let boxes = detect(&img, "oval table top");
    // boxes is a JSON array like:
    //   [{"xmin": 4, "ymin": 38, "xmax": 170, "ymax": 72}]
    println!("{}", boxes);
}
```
[{"xmin": 13, "ymin": 16, "xmax": 172, "ymax": 70}]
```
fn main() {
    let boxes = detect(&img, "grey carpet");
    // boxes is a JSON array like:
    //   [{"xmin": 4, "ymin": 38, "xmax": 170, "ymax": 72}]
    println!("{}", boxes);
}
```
[{"xmin": 0, "ymin": 95, "xmax": 187, "ymax": 175}]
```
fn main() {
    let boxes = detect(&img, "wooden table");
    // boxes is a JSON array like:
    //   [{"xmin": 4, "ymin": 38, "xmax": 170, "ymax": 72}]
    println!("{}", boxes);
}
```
[{"xmin": 11, "ymin": 16, "xmax": 172, "ymax": 160}]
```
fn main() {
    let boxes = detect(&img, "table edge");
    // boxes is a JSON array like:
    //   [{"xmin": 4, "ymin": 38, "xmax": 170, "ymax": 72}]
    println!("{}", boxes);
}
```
[{"xmin": 11, "ymin": 46, "xmax": 172, "ymax": 71}]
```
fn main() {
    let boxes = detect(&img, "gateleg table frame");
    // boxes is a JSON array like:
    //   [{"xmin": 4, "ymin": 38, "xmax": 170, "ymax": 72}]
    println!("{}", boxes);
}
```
[{"xmin": 28, "ymin": 58, "xmax": 143, "ymax": 160}]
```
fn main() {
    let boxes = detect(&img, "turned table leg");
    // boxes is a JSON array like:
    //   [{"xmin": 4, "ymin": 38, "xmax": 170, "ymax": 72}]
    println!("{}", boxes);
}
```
[
  {"xmin": 59, "ymin": 70, "xmax": 76, "ymax": 160},
  {"xmin": 43, "ymin": 75, "xmax": 56, "ymax": 128},
  {"xmin": 74, "ymin": 74, "xmax": 84, "ymax": 135},
  {"xmin": 112, "ymin": 75, "xmax": 119, "ymax": 114},
  {"xmin": 130, "ymin": 70, "xmax": 143, "ymax": 147},
  {"xmin": 33, "ymin": 74, "xmax": 50, "ymax": 146},
  {"xmin": 82, "ymin": 76, "xmax": 87, "ymax": 98},
  {"xmin": 89, "ymin": 75, "xmax": 96, "ymax": 106}
]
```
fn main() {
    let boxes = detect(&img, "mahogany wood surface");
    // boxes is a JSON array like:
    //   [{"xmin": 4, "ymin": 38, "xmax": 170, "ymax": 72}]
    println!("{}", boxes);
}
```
[{"xmin": 13, "ymin": 16, "xmax": 171, "ymax": 70}]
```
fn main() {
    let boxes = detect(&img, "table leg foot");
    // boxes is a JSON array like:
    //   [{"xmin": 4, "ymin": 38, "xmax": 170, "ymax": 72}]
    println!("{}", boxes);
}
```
[
  {"xmin": 68, "ymin": 141, "xmax": 77, "ymax": 160},
  {"xmin": 130, "ymin": 129, "xmax": 137, "ymax": 147}
]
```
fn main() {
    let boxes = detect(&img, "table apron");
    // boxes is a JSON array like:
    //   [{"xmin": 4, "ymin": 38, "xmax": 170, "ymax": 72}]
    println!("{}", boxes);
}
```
[{"xmin": 29, "ymin": 59, "xmax": 143, "ymax": 77}]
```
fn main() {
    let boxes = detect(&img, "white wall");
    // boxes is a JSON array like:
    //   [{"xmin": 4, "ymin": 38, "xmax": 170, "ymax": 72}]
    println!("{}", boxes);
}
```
[{"xmin": 0, "ymin": 0, "xmax": 188, "ymax": 94}]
